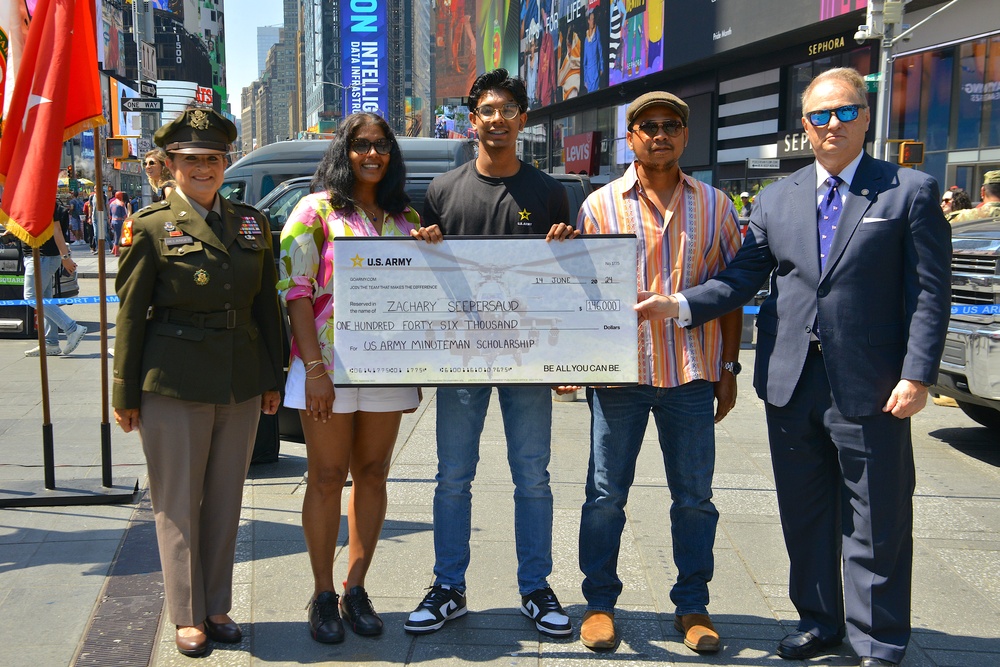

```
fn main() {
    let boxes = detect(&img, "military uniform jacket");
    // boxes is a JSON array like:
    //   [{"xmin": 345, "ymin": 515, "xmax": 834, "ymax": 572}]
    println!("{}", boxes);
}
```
[{"xmin": 112, "ymin": 192, "xmax": 283, "ymax": 409}]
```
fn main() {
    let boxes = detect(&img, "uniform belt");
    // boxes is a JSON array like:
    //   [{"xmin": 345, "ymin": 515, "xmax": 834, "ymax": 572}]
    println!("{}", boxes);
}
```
[
  {"xmin": 808, "ymin": 340, "xmax": 823, "ymax": 355},
  {"xmin": 154, "ymin": 307, "xmax": 252, "ymax": 330}
]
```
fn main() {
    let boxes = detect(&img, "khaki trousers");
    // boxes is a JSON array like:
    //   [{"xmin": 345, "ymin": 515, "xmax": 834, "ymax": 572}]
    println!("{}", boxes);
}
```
[{"xmin": 139, "ymin": 391, "xmax": 261, "ymax": 626}]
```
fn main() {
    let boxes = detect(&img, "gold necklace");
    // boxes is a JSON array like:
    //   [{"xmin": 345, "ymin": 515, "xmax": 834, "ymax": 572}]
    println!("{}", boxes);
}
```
[{"xmin": 358, "ymin": 203, "xmax": 381, "ymax": 221}]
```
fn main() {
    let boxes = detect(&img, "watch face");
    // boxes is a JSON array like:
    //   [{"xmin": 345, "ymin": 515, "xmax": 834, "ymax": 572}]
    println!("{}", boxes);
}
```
[{"xmin": 725, "ymin": 361, "xmax": 742, "ymax": 376}]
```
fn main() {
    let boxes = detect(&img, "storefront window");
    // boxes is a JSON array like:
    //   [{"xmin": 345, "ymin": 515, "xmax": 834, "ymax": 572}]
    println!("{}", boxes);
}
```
[
  {"xmin": 956, "ymin": 40, "xmax": 987, "ymax": 149},
  {"xmin": 925, "ymin": 49, "xmax": 953, "ymax": 152},
  {"xmin": 786, "ymin": 50, "xmax": 871, "ymax": 130},
  {"xmin": 987, "ymin": 35, "xmax": 1000, "ymax": 147},
  {"xmin": 891, "ymin": 53, "xmax": 922, "ymax": 142},
  {"xmin": 550, "ymin": 105, "xmax": 621, "ymax": 176}
]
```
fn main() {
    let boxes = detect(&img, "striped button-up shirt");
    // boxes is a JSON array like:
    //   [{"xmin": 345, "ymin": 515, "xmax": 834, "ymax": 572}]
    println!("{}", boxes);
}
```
[{"xmin": 577, "ymin": 163, "xmax": 742, "ymax": 388}]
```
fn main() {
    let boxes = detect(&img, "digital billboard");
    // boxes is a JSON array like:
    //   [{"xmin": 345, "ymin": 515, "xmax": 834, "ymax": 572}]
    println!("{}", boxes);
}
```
[
  {"xmin": 435, "ymin": 0, "xmax": 478, "ymax": 100},
  {"xmin": 341, "ymin": 0, "xmax": 389, "ymax": 117},
  {"xmin": 663, "ymin": 0, "xmax": 866, "ymax": 69}
]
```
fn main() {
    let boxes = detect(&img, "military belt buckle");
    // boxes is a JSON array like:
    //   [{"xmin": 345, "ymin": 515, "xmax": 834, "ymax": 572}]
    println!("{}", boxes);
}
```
[{"xmin": 226, "ymin": 309, "xmax": 237, "ymax": 329}]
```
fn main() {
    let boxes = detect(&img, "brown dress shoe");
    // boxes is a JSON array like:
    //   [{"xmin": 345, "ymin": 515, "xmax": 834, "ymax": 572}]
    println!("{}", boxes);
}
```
[
  {"xmin": 674, "ymin": 613, "xmax": 721, "ymax": 653},
  {"xmin": 580, "ymin": 610, "xmax": 617, "ymax": 650},
  {"xmin": 205, "ymin": 616, "xmax": 242, "ymax": 643},
  {"xmin": 175, "ymin": 625, "xmax": 209, "ymax": 657}
]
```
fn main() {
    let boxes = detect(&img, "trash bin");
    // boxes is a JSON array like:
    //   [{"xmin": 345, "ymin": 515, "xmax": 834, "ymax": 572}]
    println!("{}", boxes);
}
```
[{"xmin": 0, "ymin": 245, "xmax": 36, "ymax": 339}]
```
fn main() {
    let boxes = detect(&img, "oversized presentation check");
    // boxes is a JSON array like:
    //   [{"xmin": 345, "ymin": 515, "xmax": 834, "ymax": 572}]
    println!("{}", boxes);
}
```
[{"xmin": 332, "ymin": 235, "xmax": 639, "ymax": 385}]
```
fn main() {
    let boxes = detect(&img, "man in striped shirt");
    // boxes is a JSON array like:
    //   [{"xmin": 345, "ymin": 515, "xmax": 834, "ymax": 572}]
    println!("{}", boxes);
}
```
[{"xmin": 575, "ymin": 91, "xmax": 743, "ymax": 653}]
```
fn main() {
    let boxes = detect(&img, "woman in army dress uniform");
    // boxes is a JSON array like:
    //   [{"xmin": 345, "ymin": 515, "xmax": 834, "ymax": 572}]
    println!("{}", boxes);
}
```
[{"xmin": 112, "ymin": 108, "xmax": 284, "ymax": 658}]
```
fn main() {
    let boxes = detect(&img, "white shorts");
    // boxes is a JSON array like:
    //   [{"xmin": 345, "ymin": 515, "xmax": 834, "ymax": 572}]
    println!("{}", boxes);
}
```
[{"xmin": 283, "ymin": 357, "xmax": 419, "ymax": 413}]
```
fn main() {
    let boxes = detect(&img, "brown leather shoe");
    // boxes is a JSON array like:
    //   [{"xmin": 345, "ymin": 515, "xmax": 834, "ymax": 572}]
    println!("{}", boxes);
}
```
[
  {"xmin": 674, "ymin": 613, "xmax": 721, "ymax": 653},
  {"xmin": 175, "ymin": 625, "xmax": 209, "ymax": 657},
  {"xmin": 205, "ymin": 615, "xmax": 242, "ymax": 643},
  {"xmin": 580, "ymin": 610, "xmax": 617, "ymax": 650}
]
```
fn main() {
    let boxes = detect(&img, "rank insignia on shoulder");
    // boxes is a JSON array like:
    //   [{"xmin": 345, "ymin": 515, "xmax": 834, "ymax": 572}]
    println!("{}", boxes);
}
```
[
  {"xmin": 193, "ymin": 269, "xmax": 210, "ymax": 286},
  {"xmin": 120, "ymin": 219, "xmax": 133, "ymax": 247}
]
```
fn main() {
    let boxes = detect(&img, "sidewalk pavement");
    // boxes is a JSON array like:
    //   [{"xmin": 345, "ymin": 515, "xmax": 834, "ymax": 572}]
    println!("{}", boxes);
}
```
[{"xmin": 1, "ymin": 277, "xmax": 999, "ymax": 666}]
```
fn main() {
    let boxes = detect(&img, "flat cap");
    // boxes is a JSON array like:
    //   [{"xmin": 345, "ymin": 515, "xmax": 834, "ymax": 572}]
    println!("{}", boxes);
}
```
[
  {"xmin": 626, "ymin": 91, "xmax": 689, "ymax": 127},
  {"xmin": 984, "ymin": 170, "xmax": 1000, "ymax": 186},
  {"xmin": 154, "ymin": 108, "xmax": 237, "ymax": 155}
]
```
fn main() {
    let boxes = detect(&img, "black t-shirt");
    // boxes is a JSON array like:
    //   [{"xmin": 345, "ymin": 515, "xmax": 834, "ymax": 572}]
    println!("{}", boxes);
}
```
[{"xmin": 422, "ymin": 161, "xmax": 569, "ymax": 236}]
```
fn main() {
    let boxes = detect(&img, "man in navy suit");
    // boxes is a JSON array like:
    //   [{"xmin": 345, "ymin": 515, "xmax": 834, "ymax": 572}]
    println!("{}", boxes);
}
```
[{"xmin": 633, "ymin": 68, "xmax": 951, "ymax": 667}]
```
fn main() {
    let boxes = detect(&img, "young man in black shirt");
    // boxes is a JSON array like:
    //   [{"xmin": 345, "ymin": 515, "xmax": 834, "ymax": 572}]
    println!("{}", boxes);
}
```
[{"xmin": 405, "ymin": 69, "xmax": 577, "ymax": 638}]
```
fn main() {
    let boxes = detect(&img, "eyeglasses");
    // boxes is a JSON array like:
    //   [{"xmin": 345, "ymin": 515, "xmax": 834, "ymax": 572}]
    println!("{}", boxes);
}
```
[
  {"xmin": 941, "ymin": 196, "xmax": 953, "ymax": 202},
  {"xmin": 631, "ymin": 120, "xmax": 685, "ymax": 137},
  {"xmin": 805, "ymin": 104, "xmax": 866, "ymax": 127},
  {"xmin": 144, "ymin": 160, "xmax": 160, "ymax": 167},
  {"xmin": 473, "ymin": 103, "xmax": 522, "ymax": 120},
  {"xmin": 349, "ymin": 138, "xmax": 393, "ymax": 155}
]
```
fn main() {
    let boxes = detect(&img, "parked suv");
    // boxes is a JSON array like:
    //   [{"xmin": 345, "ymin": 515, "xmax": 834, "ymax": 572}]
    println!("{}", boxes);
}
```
[{"xmin": 929, "ymin": 216, "xmax": 1000, "ymax": 432}]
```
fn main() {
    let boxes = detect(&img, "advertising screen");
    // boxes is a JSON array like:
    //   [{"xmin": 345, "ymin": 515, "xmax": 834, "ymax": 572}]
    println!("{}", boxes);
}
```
[
  {"xmin": 663, "ymin": 0, "xmax": 866, "ymax": 68},
  {"xmin": 341, "ymin": 0, "xmax": 389, "ymax": 117}
]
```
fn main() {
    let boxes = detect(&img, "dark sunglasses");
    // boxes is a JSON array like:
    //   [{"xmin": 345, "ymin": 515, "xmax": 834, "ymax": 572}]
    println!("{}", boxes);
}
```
[
  {"xmin": 350, "ymin": 138, "xmax": 393, "ymax": 155},
  {"xmin": 144, "ymin": 160, "xmax": 160, "ymax": 166},
  {"xmin": 805, "ymin": 104, "xmax": 866, "ymax": 127},
  {"xmin": 631, "ymin": 119, "xmax": 685, "ymax": 137},
  {"xmin": 473, "ymin": 103, "xmax": 522, "ymax": 120}
]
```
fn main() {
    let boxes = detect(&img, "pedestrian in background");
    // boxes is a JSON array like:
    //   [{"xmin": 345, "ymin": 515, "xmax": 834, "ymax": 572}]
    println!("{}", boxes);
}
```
[
  {"xmin": 946, "ymin": 171, "xmax": 1000, "ymax": 223},
  {"xmin": 278, "ymin": 112, "xmax": 441, "ymax": 644},
  {"xmin": 108, "ymin": 191, "xmax": 127, "ymax": 254},
  {"xmin": 144, "ymin": 147, "xmax": 176, "ymax": 201},
  {"xmin": 112, "ymin": 108, "xmax": 283, "ymax": 658},
  {"xmin": 20, "ymin": 203, "xmax": 87, "ymax": 357},
  {"xmin": 635, "ymin": 67, "xmax": 951, "ymax": 667}
]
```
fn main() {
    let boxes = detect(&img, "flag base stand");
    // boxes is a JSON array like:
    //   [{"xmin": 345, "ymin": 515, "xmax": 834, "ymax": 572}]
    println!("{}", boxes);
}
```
[{"xmin": 0, "ymin": 478, "xmax": 138, "ymax": 508}]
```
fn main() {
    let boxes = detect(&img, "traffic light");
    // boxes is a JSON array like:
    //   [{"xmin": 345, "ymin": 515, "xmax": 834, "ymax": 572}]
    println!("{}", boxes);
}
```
[
  {"xmin": 66, "ymin": 164, "xmax": 74, "ymax": 178},
  {"xmin": 898, "ymin": 141, "xmax": 924, "ymax": 166},
  {"xmin": 105, "ymin": 138, "xmax": 130, "ymax": 159}
]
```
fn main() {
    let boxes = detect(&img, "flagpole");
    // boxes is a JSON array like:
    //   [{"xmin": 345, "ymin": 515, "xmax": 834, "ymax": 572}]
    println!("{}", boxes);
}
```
[
  {"xmin": 30, "ymin": 245, "xmax": 57, "ymax": 490},
  {"xmin": 93, "ymin": 137, "xmax": 113, "ymax": 488}
]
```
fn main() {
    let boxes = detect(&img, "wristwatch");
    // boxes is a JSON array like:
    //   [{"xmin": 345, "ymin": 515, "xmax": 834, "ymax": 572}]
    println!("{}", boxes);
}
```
[
  {"xmin": 722, "ymin": 361, "xmax": 742, "ymax": 376},
  {"xmin": 61, "ymin": 253, "xmax": 72, "ymax": 259}
]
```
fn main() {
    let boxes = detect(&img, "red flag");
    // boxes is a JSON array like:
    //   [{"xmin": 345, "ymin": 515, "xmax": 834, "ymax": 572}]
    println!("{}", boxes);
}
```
[{"xmin": 0, "ymin": 0, "xmax": 105, "ymax": 247}]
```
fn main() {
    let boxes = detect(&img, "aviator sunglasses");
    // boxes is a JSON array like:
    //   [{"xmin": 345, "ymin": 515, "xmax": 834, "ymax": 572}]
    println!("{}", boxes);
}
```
[
  {"xmin": 349, "ymin": 138, "xmax": 393, "ymax": 155},
  {"xmin": 805, "ymin": 104, "xmax": 866, "ymax": 127}
]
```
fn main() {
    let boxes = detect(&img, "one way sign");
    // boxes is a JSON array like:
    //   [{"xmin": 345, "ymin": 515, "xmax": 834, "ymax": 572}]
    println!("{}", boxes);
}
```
[{"xmin": 121, "ymin": 97, "xmax": 163, "ymax": 113}]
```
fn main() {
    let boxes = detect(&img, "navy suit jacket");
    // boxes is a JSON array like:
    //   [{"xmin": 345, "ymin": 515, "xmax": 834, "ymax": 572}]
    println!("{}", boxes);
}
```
[{"xmin": 682, "ymin": 153, "xmax": 951, "ymax": 417}]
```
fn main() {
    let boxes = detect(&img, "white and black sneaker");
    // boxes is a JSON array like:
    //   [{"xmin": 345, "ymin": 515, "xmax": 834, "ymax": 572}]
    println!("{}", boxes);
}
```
[
  {"xmin": 521, "ymin": 587, "xmax": 572, "ymax": 637},
  {"xmin": 404, "ymin": 584, "xmax": 468, "ymax": 634}
]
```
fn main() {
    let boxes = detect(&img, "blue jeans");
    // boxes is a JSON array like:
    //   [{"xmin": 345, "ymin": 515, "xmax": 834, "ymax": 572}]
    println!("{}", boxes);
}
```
[
  {"xmin": 433, "ymin": 386, "xmax": 554, "ymax": 596},
  {"xmin": 579, "ymin": 382, "xmax": 719, "ymax": 615},
  {"xmin": 23, "ymin": 254, "xmax": 78, "ymax": 347}
]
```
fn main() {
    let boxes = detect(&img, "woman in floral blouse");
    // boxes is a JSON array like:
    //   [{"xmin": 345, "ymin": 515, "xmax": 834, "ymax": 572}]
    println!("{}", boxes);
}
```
[{"xmin": 277, "ymin": 113, "xmax": 441, "ymax": 643}]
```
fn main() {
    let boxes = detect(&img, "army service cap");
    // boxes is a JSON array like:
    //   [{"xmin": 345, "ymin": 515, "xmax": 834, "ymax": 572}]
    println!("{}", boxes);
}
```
[
  {"xmin": 154, "ymin": 108, "xmax": 237, "ymax": 155},
  {"xmin": 626, "ymin": 91, "xmax": 690, "ymax": 127},
  {"xmin": 984, "ymin": 170, "xmax": 1000, "ymax": 186}
]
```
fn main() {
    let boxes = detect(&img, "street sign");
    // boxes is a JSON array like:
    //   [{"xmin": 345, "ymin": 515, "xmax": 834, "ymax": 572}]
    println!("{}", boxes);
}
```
[
  {"xmin": 138, "ymin": 138, "xmax": 152, "ymax": 155},
  {"xmin": 864, "ymin": 72, "xmax": 881, "ymax": 93},
  {"xmin": 748, "ymin": 158, "xmax": 780, "ymax": 170},
  {"xmin": 121, "ymin": 97, "xmax": 163, "ymax": 113},
  {"xmin": 139, "ymin": 81, "xmax": 157, "ymax": 97}
]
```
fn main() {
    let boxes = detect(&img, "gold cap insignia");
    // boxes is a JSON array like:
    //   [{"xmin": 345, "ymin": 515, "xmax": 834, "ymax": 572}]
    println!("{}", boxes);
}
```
[{"xmin": 189, "ymin": 110, "xmax": 210, "ymax": 131}]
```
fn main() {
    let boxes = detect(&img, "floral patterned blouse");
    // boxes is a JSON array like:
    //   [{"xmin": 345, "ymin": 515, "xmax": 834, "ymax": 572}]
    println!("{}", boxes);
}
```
[{"xmin": 276, "ymin": 191, "xmax": 421, "ymax": 371}]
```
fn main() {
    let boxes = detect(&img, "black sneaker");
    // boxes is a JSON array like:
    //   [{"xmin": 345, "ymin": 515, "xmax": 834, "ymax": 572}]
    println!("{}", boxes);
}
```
[
  {"xmin": 308, "ymin": 591, "xmax": 345, "ymax": 643},
  {"xmin": 340, "ymin": 585, "xmax": 383, "ymax": 636},
  {"xmin": 403, "ymin": 585, "xmax": 468, "ymax": 634},
  {"xmin": 520, "ymin": 587, "xmax": 572, "ymax": 637}
]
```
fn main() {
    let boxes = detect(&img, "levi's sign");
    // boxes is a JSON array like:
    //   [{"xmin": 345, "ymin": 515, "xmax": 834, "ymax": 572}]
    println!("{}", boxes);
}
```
[{"xmin": 121, "ymin": 97, "xmax": 163, "ymax": 113}]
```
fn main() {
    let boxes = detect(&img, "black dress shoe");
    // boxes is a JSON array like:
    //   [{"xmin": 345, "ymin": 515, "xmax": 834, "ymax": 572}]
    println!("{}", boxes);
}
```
[
  {"xmin": 340, "ymin": 585, "xmax": 384, "ymax": 636},
  {"xmin": 777, "ymin": 630, "xmax": 843, "ymax": 659},
  {"xmin": 175, "ymin": 625, "xmax": 209, "ymax": 657},
  {"xmin": 205, "ymin": 617, "xmax": 242, "ymax": 643},
  {"xmin": 860, "ymin": 658, "xmax": 897, "ymax": 667},
  {"xmin": 309, "ymin": 591, "xmax": 345, "ymax": 643}
]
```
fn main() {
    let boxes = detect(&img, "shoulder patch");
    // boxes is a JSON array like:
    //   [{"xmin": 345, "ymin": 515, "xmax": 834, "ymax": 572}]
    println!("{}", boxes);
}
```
[{"xmin": 119, "ymin": 219, "xmax": 134, "ymax": 247}]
